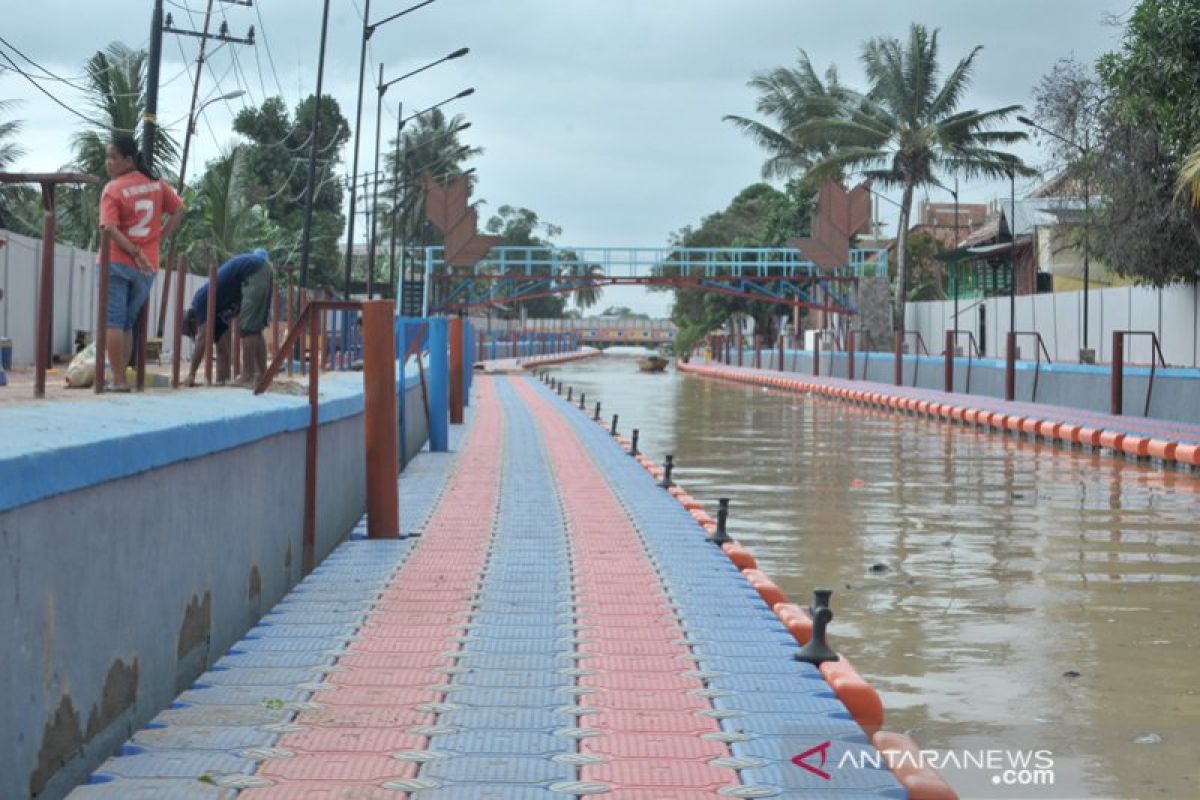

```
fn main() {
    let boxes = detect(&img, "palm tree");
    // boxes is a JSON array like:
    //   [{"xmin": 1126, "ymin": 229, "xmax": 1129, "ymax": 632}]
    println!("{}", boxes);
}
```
[
  {"xmin": 63, "ymin": 42, "xmax": 179, "ymax": 249},
  {"xmin": 0, "ymin": 96, "xmax": 32, "ymax": 233},
  {"xmin": 563, "ymin": 260, "xmax": 604, "ymax": 310},
  {"xmin": 181, "ymin": 145, "xmax": 279, "ymax": 269},
  {"xmin": 730, "ymin": 24, "xmax": 1033, "ymax": 328},
  {"xmin": 725, "ymin": 53, "xmax": 857, "ymax": 180}
]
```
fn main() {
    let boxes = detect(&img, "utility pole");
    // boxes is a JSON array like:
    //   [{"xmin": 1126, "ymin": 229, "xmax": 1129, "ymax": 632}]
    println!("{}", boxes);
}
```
[
  {"xmin": 153, "ymin": 0, "xmax": 254, "ymax": 337},
  {"xmin": 143, "ymin": 0, "xmax": 164, "ymax": 164},
  {"xmin": 299, "ymin": 0, "xmax": 332, "ymax": 291},
  {"xmin": 343, "ymin": 0, "xmax": 371, "ymax": 300}
]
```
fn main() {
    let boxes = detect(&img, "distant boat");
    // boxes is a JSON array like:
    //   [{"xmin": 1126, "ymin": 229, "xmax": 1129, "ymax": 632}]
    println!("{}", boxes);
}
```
[{"xmin": 637, "ymin": 355, "xmax": 670, "ymax": 372}]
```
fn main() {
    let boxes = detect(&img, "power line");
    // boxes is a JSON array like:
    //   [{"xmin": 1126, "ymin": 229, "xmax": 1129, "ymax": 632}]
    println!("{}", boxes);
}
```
[
  {"xmin": 0, "ymin": 49, "xmax": 117, "ymax": 130},
  {"xmin": 252, "ymin": 0, "xmax": 285, "ymax": 100}
]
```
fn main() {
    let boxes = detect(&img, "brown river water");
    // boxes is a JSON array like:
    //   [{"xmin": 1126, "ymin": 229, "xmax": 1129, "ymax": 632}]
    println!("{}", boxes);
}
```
[{"xmin": 546, "ymin": 352, "xmax": 1200, "ymax": 800}]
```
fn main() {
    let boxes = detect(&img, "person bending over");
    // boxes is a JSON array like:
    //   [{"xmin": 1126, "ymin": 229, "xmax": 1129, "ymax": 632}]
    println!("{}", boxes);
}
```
[{"xmin": 182, "ymin": 248, "xmax": 274, "ymax": 387}]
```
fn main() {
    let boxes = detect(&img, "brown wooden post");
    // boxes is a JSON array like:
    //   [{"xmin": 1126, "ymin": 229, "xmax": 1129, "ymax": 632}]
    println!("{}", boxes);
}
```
[
  {"xmin": 847, "ymin": 330, "xmax": 856, "ymax": 381},
  {"xmin": 134, "ymin": 305, "xmax": 148, "ymax": 391},
  {"xmin": 35, "ymin": 190, "xmax": 56, "ymax": 398},
  {"xmin": 754, "ymin": 334, "xmax": 761, "ymax": 369},
  {"xmin": 204, "ymin": 263, "xmax": 217, "ymax": 384},
  {"xmin": 286, "ymin": 275, "xmax": 295, "ymax": 376},
  {"xmin": 777, "ymin": 332, "xmax": 785, "ymax": 372},
  {"xmin": 449, "ymin": 316, "xmax": 465, "ymax": 424},
  {"xmin": 813, "ymin": 335, "xmax": 821, "ymax": 377},
  {"xmin": 944, "ymin": 330, "xmax": 955, "ymax": 393},
  {"xmin": 1005, "ymin": 331, "xmax": 1017, "ymax": 402},
  {"xmin": 1111, "ymin": 331, "xmax": 1124, "ymax": 416},
  {"xmin": 94, "ymin": 232, "xmax": 111, "ymax": 394},
  {"xmin": 894, "ymin": 330, "xmax": 903, "ymax": 386},
  {"xmin": 171, "ymin": 253, "xmax": 186, "ymax": 388},
  {"xmin": 362, "ymin": 300, "xmax": 400, "ymax": 538},
  {"xmin": 231, "ymin": 316, "xmax": 242, "ymax": 378}
]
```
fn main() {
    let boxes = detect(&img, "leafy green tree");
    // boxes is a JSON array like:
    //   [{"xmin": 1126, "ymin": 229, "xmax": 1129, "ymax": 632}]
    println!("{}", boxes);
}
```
[
  {"xmin": 233, "ymin": 94, "xmax": 349, "ymax": 287},
  {"xmin": 667, "ymin": 181, "xmax": 816, "ymax": 352},
  {"xmin": 484, "ymin": 205, "xmax": 566, "ymax": 319},
  {"xmin": 729, "ymin": 24, "xmax": 1032, "ymax": 329},
  {"xmin": 1094, "ymin": 0, "xmax": 1200, "ymax": 280}
]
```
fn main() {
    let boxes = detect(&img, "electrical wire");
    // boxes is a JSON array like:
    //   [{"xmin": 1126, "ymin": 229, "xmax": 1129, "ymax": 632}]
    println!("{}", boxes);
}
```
[
  {"xmin": 0, "ymin": 49, "xmax": 121, "ymax": 130},
  {"xmin": 252, "ymin": 0, "xmax": 286, "ymax": 100}
]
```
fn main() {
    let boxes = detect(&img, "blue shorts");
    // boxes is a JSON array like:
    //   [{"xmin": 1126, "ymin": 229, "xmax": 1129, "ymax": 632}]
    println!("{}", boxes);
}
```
[{"xmin": 106, "ymin": 262, "xmax": 155, "ymax": 332}]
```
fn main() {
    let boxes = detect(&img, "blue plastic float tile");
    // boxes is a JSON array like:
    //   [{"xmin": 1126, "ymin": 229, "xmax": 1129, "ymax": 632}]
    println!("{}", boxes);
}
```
[
  {"xmin": 200, "ymin": 667, "xmax": 317, "ymax": 686},
  {"xmin": 177, "ymin": 685, "xmax": 308, "ymax": 705},
  {"xmin": 216, "ymin": 651, "xmax": 336, "ymax": 669},
  {"xmin": 741, "ymin": 758, "xmax": 906, "ymax": 795},
  {"xmin": 90, "ymin": 750, "xmax": 252, "ymax": 778},
  {"xmin": 130, "ymin": 725, "xmax": 276, "ymax": 750},
  {"xmin": 68, "ymin": 778, "xmax": 230, "ymax": 798},
  {"xmin": 409, "ymin": 786, "xmax": 559, "ymax": 800},
  {"xmin": 152, "ymin": 704, "xmax": 291, "ymax": 728},
  {"xmin": 454, "ymin": 669, "xmax": 575, "ymax": 689},
  {"xmin": 449, "ymin": 687, "xmax": 566, "ymax": 708},
  {"xmin": 231, "ymin": 636, "xmax": 346, "ymax": 652},
  {"xmin": 422, "ymin": 755, "xmax": 573, "ymax": 785},
  {"xmin": 433, "ymin": 730, "xmax": 571, "ymax": 756},
  {"xmin": 714, "ymin": 692, "xmax": 849, "ymax": 713}
]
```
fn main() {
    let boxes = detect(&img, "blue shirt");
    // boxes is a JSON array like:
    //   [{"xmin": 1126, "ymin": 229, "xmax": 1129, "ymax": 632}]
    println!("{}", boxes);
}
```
[{"xmin": 190, "ymin": 253, "xmax": 268, "ymax": 337}]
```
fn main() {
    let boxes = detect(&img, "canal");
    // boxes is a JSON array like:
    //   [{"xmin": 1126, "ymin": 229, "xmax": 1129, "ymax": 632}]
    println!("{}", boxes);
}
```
[{"xmin": 548, "ymin": 352, "xmax": 1200, "ymax": 800}]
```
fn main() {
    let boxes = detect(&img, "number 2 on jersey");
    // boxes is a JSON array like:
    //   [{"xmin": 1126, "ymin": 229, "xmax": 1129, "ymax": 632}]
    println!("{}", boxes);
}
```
[{"xmin": 129, "ymin": 199, "xmax": 155, "ymax": 237}]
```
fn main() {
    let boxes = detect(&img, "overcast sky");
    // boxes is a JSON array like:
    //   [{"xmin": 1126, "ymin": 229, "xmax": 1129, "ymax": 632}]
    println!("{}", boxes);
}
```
[{"xmin": 2, "ymin": 1, "xmax": 1131, "ymax": 315}]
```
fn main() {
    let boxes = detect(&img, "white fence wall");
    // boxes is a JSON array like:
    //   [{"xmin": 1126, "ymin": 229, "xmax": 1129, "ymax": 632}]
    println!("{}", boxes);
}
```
[
  {"xmin": 905, "ymin": 283, "xmax": 1200, "ymax": 367},
  {"xmin": 1, "ymin": 229, "xmax": 208, "ymax": 366}
]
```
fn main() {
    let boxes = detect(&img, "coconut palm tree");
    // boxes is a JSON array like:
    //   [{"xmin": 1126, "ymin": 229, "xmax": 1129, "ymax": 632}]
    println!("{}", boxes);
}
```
[
  {"xmin": 729, "ymin": 24, "xmax": 1034, "ymax": 328},
  {"xmin": 181, "ymin": 145, "xmax": 279, "ymax": 269},
  {"xmin": 0, "ymin": 96, "xmax": 33, "ymax": 233},
  {"xmin": 562, "ymin": 260, "xmax": 604, "ymax": 311},
  {"xmin": 62, "ymin": 42, "xmax": 179, "ymax": 249},
  {"xmin": 725, "ymin": 53, "xmax": 857, "ymax": 181}
]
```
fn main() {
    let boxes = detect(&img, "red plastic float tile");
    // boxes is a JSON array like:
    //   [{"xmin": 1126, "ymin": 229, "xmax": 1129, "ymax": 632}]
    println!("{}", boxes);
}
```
[
  {"xmin": 260, "ymin": 753, "xmax": 417, "ymax": 782},
  {"xmin": 601, "ymin": 790, "xmax": 733, "ymax": 800},
  {"xmin": 351, "ymin": 638, "xmax": 459, "ymax": 654},
  {"xmin": 281, "ymin": 727, "xmax": 425, "ymax": 754},
  {"xmin": 585, "ymin": 710, "xmax": 719, "ymax": 734},
  {"xmin": 314, "ymin": 686, "xmax": 439, "ymax": 706},
  {"xmin": 295, "ymin": 706, "xmax": 432, "ymax": 728},
  {"xmin": 240, "ymin": 785, "xmax": 404, "ymax": 799},
  {"xmin": 358, "ymin": 623, "xmax": 465, "ymax": 639},
  {"xmin": 583, "ymin": 760, "xmax": 734, "ymax": 790},
  {"xmin": 582, "ymin": 733, "xmax": 725, "ymax": 761},
  {"xmin": 337, "ymin": 652, "xmax": 452, "ymax": 670},
  {"xmin": 330, "ymin": 669, "xmax": 439, "ymax": 688}
]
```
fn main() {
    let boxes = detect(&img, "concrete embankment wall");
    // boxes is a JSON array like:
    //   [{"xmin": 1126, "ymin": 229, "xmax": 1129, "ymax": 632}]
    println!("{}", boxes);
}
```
[
  {"xmin": 0, "ymin": 371, "xmax": 427, "ymax": 799},
  {"xmin": 729, "ymin": 348, "xmax": 1200, "ymax": 425}
]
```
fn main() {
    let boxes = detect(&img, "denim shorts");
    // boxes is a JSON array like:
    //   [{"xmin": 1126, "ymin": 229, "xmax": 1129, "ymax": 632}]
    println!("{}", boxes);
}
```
[{"xmin": 106, "ymin": 262, "xmax": 155, "ymax": 332}]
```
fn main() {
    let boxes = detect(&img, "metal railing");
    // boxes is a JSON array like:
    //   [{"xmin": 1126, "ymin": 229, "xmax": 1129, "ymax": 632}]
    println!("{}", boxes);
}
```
[
  {"xmin": 944, "ymin": 329, "xmax": 983, "ymax": 394},
  {"xmin": 1006, "ymin": 331, "xmax": 1053, "ymax": 403},
  {"xmin": 895, "ymin": 330, "xmax": 930, "ymax": 387},
  {"xmin": 1111, "ymin": 330, "xmax": 1167, "ymax": 417}
]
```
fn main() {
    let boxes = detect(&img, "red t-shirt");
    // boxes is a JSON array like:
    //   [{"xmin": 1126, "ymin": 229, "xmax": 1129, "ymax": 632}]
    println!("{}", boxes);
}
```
[{"xmin": 99, "ymin": 171, "xmax": 183, "ymax": 271}]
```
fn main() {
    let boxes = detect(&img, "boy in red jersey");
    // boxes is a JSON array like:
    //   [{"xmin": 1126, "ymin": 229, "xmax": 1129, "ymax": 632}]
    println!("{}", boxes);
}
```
[{"xmin": 98, "ymin": 134, "xmax": 185, "ymax": 391}]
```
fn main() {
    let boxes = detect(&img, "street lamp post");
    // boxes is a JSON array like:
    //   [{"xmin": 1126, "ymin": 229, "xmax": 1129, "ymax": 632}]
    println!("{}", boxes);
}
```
[
  {"xmin": 298, "ymin": 0, "xmax": 331, "ymax": 291},
  {"xmin": 368, "ymin": 48, "xmax": 469, "ymax": 299},
  {"xmin": 154, "ymin": 88, "xmax": 245, "ymax": 338},
  {"xmin": 1009, "ymin": 170, "xmax": 1017, "ymax": 336},
  {"xmin": 343, "ymin": 0, "xmax": 441, "ymax": 300},
  {"xmin": 1018, "ymin": 114, "xmax": 1094, "ymax": 363}
]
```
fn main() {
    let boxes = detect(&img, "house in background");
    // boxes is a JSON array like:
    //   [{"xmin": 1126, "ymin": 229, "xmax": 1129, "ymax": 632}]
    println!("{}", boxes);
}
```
[
  {"xmin": 914, "ymin": 199, "xmax": 990, "ymax": 247},
  {"xmin": 1024, "ymin": 174, "xmax": 1126, "ymax": 293}
]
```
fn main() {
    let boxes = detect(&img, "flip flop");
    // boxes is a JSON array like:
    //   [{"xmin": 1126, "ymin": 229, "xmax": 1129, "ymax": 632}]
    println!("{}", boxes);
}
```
[{"xmin": 105, "ymin": 382, "xmax": 132, "ymax": 393}]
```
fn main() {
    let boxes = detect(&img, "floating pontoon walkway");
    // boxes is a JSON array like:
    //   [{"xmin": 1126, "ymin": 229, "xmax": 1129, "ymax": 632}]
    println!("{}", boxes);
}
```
[
  {"xmin": 679, "ymin": 361, "xmax": 1200, "ymax": 468},
  {"xmin": 71, "ymin": 374, "xmax": 942, "ymax": 799}
]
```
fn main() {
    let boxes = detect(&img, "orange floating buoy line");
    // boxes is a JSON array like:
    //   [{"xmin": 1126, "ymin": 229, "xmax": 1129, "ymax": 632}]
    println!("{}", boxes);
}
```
[
  {"xmin": 675, "ymin": 360, "xmax": 1200, "ymax": 471},
  {"xmin": 538, "ymin": 370, "xmax": 959, "ymax": 800}
]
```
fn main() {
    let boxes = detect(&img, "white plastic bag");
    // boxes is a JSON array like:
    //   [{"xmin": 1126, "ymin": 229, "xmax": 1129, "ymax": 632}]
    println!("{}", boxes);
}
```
[{"xmin": 65, "ymin": 342, "xmax": 96, "ymax": 388}]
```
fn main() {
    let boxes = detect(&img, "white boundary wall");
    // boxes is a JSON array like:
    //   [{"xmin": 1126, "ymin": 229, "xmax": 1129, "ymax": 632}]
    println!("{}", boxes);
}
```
[
  {"xmin": 905, "ymin": 282, "xmax": 1200, "ymax": 367},
  {"xmin": 1, "ymin": 228, "xmax": 207, "ymax": 366}
]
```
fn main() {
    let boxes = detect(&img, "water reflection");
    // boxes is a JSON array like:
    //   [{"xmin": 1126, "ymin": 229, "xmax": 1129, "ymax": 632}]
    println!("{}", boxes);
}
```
[{"xmin": 549, "ymin": 354, "xmax": 1200, "ymax": 800}]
